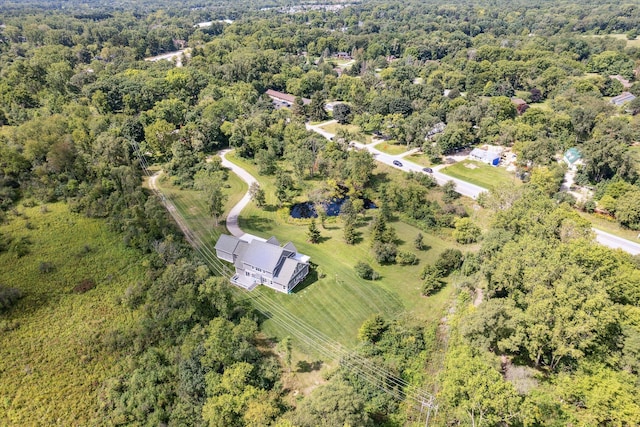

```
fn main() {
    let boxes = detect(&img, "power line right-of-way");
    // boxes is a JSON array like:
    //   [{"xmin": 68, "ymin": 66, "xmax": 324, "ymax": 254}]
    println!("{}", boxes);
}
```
[{"xmin": 132, "ymin": 143, "xmax": 438, "ymax": 416}]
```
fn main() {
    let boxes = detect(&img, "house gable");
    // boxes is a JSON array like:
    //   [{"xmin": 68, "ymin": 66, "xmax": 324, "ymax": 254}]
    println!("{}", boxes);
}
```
[{"xmin": 215, "ymin": 234, "xmax": 310, "ymax": 294}]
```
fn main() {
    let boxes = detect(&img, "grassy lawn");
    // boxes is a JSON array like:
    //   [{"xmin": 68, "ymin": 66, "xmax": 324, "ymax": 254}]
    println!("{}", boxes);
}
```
[
  {"xmin": 584, "ymin": 33, "xmax": 640, "ymax": 48},
  {"xmin": 406, "ymin": 153, "xmax": 433, "ymax": 167},
  {"xmin": 374, "ymin": 141, "xmax": 410, "ymax": 156},
  {"xmin": 319, "ymin": 122, "xmax": 358, "ymax": 134},
  {"xmin": 0, "ymin": 203, "xmax": 148, "ymax": 425},
  {"xmin": 318, "ymin": 122, "xmax": 372, "ymax": 143},
  {"xmin": 162, "ymin": 152, "xmax": 461, "ymax": 356},
  {"xmin": 527, "ymin": 100, "xmax": 553, "ymax": 112},
  {"xmin": 152, "ymin": 168, "xmax": 247, "ymax": 245},
  {"xmin": 440, "ymin": 160, "xmax": 518, "ymax": 190}
]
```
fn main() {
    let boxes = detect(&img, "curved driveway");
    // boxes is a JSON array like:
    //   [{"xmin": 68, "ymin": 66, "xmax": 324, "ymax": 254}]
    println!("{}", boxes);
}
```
[{"xmin": 219, "ymin": 149, "xmax": 258, "ymax": 238}]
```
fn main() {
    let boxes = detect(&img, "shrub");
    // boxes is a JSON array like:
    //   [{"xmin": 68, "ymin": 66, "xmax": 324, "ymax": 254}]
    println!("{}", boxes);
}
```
[
  {"xmin": 0, "ymin": 286, "xmax": 23, "ymax": 311},
  {"xmin": 39, "ymin": 261, "xmax": 55, "ymax": 274},
  {"xmin": 420, "ymin": 264, "xmax": 443, "ymax": 280},
  {"xmin": 358, "ymin": 314, "xmax": 387, "ymax": 342},
  {"xmin": 584, "ymin": 199, "xmax": 596, "ymax": 213},
  {"xmin": 74, "ymin": 279, "xmax": 96, "ymax": 294},
  {"xmin": 421, "ymin": 274, "xmax": 445, "ymax": 296},
  {"xmin": 414, "ymin": 233, "xmax": 424, "ymax": 250},
  {"xmin": 442, "ymin": 180, "xmax": 460, "ymax": 204},
  {"xmin": 453, "ymin": 218, "xmax": 481, "ymax": 244},
  {"xmin": 355, "ymin": 262, "xmax": 377, "ymax": 280},
  {"xmin": 435, "ymin": 249, "xmax": 464, "ymax": 276},
  {"xmin": 373, "ymin": 241, "xmax": 397, "ymax": 264},
  {"xmin": 397, "ymin": 251, "xmax": 418, "ymax": 265},
  {"xmin": 9, "ymin": 236, "xmax": 31, "ymax": 258}
]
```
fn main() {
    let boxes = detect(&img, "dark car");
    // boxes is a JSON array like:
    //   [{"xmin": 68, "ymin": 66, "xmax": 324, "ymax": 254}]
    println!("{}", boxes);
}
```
[
  {"xmin": 422, "ymin": 167, "xmax": 433, "ymax": 173},
  {"xmin": 392, "ymin": 160, "xmax": 403, "ymax": 167}
]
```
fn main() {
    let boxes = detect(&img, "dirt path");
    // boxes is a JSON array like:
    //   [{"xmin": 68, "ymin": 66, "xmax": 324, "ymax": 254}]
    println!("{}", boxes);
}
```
[
  {"xmin": 148, "ymin": 172, "xmax": 197, "ymax": 245},
  {"xmin": 473, "ymin": 287, "xmax": 484, "ymax": 307}
]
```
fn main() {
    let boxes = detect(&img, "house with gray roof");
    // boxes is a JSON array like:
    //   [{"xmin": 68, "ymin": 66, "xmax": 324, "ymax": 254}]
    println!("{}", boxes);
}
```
[
  {"xmin": 425, "ymin": 122, "xmax": 446, "ymax": 140},
  {"xmin": 611, "ymin": 92, "xmax": 636, "ymax": 107},
  {"xmin": 470, "ymin": 148, "xmax": 500, "ymax": 166},
  {"xmin": 214, "ymin": 234, "xmax": 310, "ymax": 293}
]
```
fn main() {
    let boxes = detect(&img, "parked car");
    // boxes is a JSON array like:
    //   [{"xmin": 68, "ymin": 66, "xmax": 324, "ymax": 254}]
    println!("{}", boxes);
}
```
[
  {"xmin": 393, "ymin": 160, "xmax": 403, "ymax": 167},
  {"xmin": 422, "ymin": 167, "xmax": 433, "ymax": 173}
]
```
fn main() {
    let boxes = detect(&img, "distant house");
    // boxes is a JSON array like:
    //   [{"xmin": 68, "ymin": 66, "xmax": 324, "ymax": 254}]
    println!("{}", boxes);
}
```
[
  {"xmin": 265, "ymin": 89, "xmax": 311, "ymax": 108},
  {"xmin": 425, "ymin": 122, "xmax": 446, "ymax": 140},
  {"xmin": 173, "ymin": 39, "xmax": 187, "ymax": 50},
  {"xmin": 336, "ymin": 52, "xmax": 351, "ymax": 60},
  {"xmin": 511, "ymin": 98, "xmax": 529, "ymax": 115},
  {"xmin": 609, "ymin": 74, "xmax": 632, "ymax": 89},
  {"xmin": 611, "ymin": 92, "xmax": 636, "ymax": 107},
  {"xmin": 563, "ymin": 147, "xmax": 582, "ymax": 170},
  {"xmin": 470, "ymin": 148, "xmax": 500, "ymax": 166},
  {"xmin": 214, "ymin": 234, "xmax": 310, "ymax": 293}
]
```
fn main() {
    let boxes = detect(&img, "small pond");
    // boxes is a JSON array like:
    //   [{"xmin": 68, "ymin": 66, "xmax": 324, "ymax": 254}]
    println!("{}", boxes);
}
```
[{"xmin": 290, "ymin": 198, "xmax": 376, "ymax": 219}]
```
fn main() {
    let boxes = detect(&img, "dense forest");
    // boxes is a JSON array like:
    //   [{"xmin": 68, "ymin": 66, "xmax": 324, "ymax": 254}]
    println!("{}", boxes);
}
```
[{"xmin": 2, "ymin": 0, "xmax": 640, "ymax": 425}]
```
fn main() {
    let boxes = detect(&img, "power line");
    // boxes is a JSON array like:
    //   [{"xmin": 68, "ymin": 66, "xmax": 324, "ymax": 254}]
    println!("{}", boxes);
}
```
[{"xmin": 131, "ymin": 143, "xmax": 438, "ymax": 416}]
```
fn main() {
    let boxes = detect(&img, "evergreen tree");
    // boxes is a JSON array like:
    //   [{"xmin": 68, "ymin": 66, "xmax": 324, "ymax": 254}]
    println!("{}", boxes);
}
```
[
  {"xmin": 292, "ymin": 96, "xmax": 307, "ymax": 119},
  {"xmin": 308, "ymin": 92, "xmax": 328, "ymax": 122},
  {"xmin": 343, "ymin": 222, "xmax": 357, "ymax": 245},
  {"xmin": 307, "ymin": 219, "xmax": 321, "ymax": 243},
  {"xmin": 370, "ymin": 214, "xmax": 387, "ymax": 244}
]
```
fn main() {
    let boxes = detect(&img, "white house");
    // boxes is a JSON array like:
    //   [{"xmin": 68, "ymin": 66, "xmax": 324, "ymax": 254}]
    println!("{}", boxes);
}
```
[
  {"xmin": 470, "ymin": 148, "xmax": 501, "ymax": 166},
  {"xmin": 214, "ymin": 234, "xmax": 310, "ymax": 293}
]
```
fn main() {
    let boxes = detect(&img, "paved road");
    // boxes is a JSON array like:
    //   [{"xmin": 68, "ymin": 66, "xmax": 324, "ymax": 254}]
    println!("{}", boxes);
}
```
[
  {"xmin": 305, "ymin": 120, "xmax": 337, "ymax": 140},
  {"xmin": 307, "ymin": 120, "xmax": 640, "ymax": 255},
  {"xmin": 144, "ymin": 49, "xmax": 189, "ymax": 67},
  {"xmin": 593, "ymin": 229, "xmax": 640, "ymax": 255},
  {"xmin": 307, "ymin": 121, "xmax": 488, "ymax": 198}
]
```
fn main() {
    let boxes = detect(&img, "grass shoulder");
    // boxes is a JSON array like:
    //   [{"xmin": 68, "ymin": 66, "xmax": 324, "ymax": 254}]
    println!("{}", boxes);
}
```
[
  {"xmin": 440, "ymin": 160, "xmax": 518, "ymax": 190},
  {"xmin": 374, "ymin": 141, "xmax": 410, "ymax": 156}
]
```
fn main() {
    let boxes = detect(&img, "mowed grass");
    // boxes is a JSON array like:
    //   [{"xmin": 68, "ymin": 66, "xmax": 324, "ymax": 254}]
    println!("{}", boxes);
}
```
[
  {"xmin": 374, "ymin": 141, "xmax": 410, "ymax": 156},
  {"xmin": 0, "ymin": 203, "xmax": 147, "ymax": 425},
  {"xmin": 151, "ymin": 169, "xmax": 247, "ymax": 247},
  {"xmin": 405, "ymin": 153, "xmax": 433, "ymax": 167},
  {"xmin": 318, "ymin": 122, "xmax": 372, "ymax": 143},
  {"xmin": 220, "ymin": 153, "xmax": 461, "ymax": 351},
  {"xmin": 585, "ymin": 33, "xmax": 640, "ymax": 48},
  {"xmin": 440, "ymin": 160, "xmax": 518, "ymax": 190}
]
